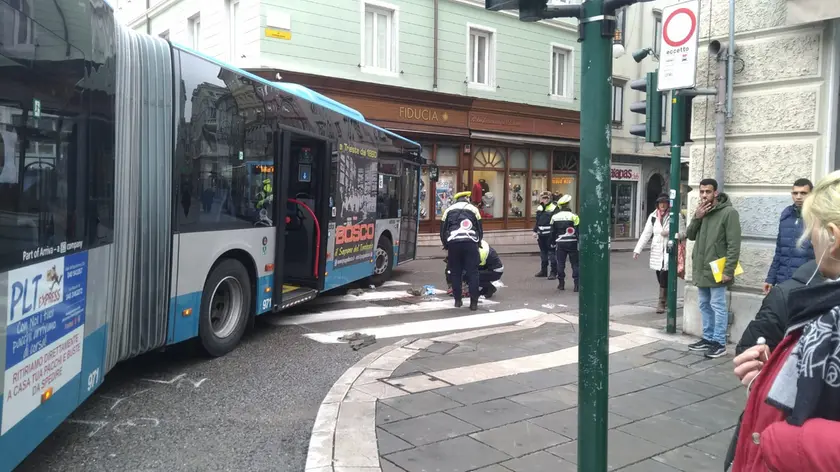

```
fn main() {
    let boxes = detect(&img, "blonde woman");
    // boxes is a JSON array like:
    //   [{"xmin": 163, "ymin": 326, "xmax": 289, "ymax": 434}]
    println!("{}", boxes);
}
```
[
  {"xmin": 633, "ymin": 194, "xmax": 686, "ymax": 313},
  {"xmin": 728, "ymin": 170, "xmax": 840, "ymax": 471}
]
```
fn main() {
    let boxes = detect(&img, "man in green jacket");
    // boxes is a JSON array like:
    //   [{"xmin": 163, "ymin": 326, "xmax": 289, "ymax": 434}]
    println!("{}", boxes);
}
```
[{"xmin": 685, "ymin": 178, "xmax": 742, "ymax": 359}]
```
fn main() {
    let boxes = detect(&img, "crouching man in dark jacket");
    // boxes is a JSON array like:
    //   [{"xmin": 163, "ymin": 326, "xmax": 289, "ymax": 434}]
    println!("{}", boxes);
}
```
[{"xmin": 446, "ymin": 240, "xmax": 504, "ymax": 299}]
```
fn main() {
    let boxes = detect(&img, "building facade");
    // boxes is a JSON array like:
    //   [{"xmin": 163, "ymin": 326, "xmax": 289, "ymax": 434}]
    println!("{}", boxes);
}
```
[
  {"xmin": 681, "ymin": 0, "xmax": 840, "ymax": 342},
  {"xmin": 114, "ymin": 0, "xmax": 588, "ymax": 245}
]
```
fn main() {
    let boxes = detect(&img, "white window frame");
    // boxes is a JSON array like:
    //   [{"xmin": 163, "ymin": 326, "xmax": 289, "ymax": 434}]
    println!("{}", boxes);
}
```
[
  {"xmin": 653, "ymin": 11, "xmax": 663, "ymax": 55},
  {"xmin": 549, "ymin": 43, "xmax": 574, "ymax": 100},
  {"xmin": 466, "ymin": 23, "xmax": 497, "ymax": 91},
  {"xmin": 8, "ymin": 0, "xmax": 35, "ymax": 52},
  {"xmin": 611, "ymin": 79, "xmax": 625, "ymax": 125},
  {"xmin": 188, "ymin": 14, "xmax": 200, "ymax": 51},
  {"xmin": 227, "ymin": 0, "xmax": 241, "ymax": 62},
  {"xmin": 360, "ymin": 0, "xmax": 400, "ymax": 77}
]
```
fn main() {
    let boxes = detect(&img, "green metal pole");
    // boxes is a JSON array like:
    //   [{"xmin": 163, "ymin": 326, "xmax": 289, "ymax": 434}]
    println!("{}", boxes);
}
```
[
  {"xmin": 577, "ymin": 0, "xmax": 612, "ymax": 470},
  {"xmin": 666, "ymin": 94, "xmax": 684, "ymax": 333}
]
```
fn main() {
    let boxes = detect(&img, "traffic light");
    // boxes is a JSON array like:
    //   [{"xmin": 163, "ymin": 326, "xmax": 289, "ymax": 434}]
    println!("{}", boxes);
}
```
[
  {"xmin": 485, "ymin": 0, "xmax": 581, "ymax": 22},
  {"xmin": 628, "ymin": 71, "xmax": 663, "ymax": 144},
  {"xmin": 679, "ymin": 95, "xmax": 695, "ymax": 144}
]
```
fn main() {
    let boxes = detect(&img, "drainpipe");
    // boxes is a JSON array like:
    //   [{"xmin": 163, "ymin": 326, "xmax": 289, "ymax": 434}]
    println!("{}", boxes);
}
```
[
  {"xmin": 714, "ymin": 51, "xmax": 726, "ymax": 192},
  {"xmin": 725, "ymin": 0, "xmax": 735, "ymax": 119},
  {"xmin": 433, "ymin": 0, "xmax": 439, "ymax": 91},
  {"xmin": 146, "ymin": 0, "xmax": 151, "ymax": 35}
]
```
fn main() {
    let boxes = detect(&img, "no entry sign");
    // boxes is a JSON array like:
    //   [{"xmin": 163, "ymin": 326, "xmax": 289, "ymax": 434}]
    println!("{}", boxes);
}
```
[{"xmin": 658, "ymin": 0, "xmax": 700, "ymax": 91}]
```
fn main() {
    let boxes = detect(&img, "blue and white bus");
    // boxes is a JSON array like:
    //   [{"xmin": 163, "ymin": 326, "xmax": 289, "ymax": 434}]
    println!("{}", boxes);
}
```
[{"xmin": 0, "ymin": 0, "xmax": 423, "ymax": 468}]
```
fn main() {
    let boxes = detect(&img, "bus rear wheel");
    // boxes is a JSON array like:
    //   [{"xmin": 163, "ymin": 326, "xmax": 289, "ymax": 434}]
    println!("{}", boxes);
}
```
[
  {"xmin": 368, "ymin": 236, "xmax": 394, "ymax": 287},
  {"xmin": 199, "ymin": 258, "xmax": 252, "ymax": 357}
]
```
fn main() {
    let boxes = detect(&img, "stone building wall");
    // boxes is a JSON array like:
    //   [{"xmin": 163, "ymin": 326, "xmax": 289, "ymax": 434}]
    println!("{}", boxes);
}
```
[{"xmin": 683, "ymin": 0, "xmax": 838, "ymax": 340}]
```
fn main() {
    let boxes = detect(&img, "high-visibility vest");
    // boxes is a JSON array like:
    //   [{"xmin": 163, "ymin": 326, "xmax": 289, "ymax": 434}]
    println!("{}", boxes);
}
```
[{"xmin": 479, "ymin": 241, "xmax": 489, "ymax": 266}]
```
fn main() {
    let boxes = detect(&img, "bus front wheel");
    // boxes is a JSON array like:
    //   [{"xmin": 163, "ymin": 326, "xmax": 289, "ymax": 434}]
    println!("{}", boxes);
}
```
[
  {"xmin": 368, "ymin": 236, "xmax": 394, "ymax": 287},
  {"xmin": 199, "ymin": 258, "xmax": 252, "ymax": 357}
]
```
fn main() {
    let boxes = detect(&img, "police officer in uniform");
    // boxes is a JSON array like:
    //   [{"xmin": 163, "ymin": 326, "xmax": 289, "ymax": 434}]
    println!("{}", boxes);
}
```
[
  {"xmin": 445, "ymin": 239, "xmax": 504, "ymax": 299},
  {"xmin": 441, "ymin": 190, "xmax": 483, "ymax": 310},
  {"xmin": 549, "ymin": 194, "xmax": 580, "ymax": 292},
  {"xmin": 533, "ymin": 191, "xmax": 559, "ymax": 278}
]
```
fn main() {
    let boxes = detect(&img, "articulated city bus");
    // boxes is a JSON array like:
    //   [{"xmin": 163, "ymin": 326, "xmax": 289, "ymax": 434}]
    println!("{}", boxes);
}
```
[{"xmin": 0, "ymin": 0, "xmax": 423, "ymax": 469}]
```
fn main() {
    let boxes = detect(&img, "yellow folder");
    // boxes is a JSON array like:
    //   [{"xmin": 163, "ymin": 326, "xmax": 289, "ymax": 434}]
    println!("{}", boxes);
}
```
[{"xmin": 709, "ymin": 257, "xmax": 744, "ymax": 283}]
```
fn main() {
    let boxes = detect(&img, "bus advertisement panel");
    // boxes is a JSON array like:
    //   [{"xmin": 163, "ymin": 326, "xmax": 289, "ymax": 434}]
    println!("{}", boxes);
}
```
[
  {"xmin": 3, "ymin": 252, "xmax": 88, "ymax": 434},
  {"xmin": 334, "ymin": 142, "xmax": 379, "ymax": 269}
]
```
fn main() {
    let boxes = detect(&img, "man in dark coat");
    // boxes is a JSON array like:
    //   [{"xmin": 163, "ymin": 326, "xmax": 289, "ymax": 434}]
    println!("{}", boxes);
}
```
[
  {"xmin": 736, "ymin": 259, "xmax": 825, "ymax": 355},
  {"xmin": 763, "ymin": 178, "xmax": 814, "ymax": 294}
]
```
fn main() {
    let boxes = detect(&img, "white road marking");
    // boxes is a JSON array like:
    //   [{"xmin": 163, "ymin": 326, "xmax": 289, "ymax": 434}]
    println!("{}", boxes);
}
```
[
  {"xmin": 395, "ymin": 331, "xmax": 661, "ymax": 389},
  {"xmin": 381, "ymin": 280, "xmax": 411, "ymax": 287},
  {"xmin": 302, "ymin": 308, "xmax": 544, "ymax": 344},
  {"xmin": 308, "ymin": 288, "xmax": 447, "ymax": 306},
  {"xmin": 267, "ymin": 298, "xmax": 498, "ymax": 326}
]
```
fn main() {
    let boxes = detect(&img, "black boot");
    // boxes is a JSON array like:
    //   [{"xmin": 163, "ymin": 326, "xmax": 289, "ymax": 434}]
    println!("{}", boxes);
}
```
[
  {"xmin": 535, "ymin": 269, "xmax": 547, "ymax": 277},
  {"xmin": 557, "ymin": 280, "xmax": 565, "ymax": 291},
  {"xmin": 469, "ymin": 297, "xmax": 478, "ymax": 311},
  {"xmin": 573, "ymin": 280, "xmax": 579, "ymax": 292},
  {"xmin": 454, "ymin": 299, "xmax": 463, "ymax": 308},
  {"xmin": 484, "ymin": 285, "xmax": 497, "ymax": 299},
  {"xmin": 548, "ymin": 272, "xmax": 557, "ymax": 281}
]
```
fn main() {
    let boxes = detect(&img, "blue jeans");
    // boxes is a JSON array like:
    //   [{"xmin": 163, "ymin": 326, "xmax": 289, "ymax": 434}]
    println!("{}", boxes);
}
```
[{"xmin": 698, "ymin": 286, "xmax": 728, "ymax": 345}]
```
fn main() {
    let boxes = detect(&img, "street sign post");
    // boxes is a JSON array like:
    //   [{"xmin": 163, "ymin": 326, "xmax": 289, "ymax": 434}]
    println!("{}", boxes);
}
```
[{"xmin": 657, "ymin": 0, "xmax": 700, "ymax": 91}]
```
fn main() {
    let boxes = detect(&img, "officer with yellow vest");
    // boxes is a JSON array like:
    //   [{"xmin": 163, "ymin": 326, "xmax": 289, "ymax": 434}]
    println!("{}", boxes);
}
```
[
  {"xmin": 440, "ymin": 190, "xmax": 483, "ymax": 310},
  {"xmin": 549, "ymin": 194, "xmax": 580, "ymax": 292},
  {"xmin": 533, "ymin": 191, "xmax": 560, "ymax": 278},
  {"xmin": 445, "ymin": 239, "xmax": 504, "ymax": 299}
]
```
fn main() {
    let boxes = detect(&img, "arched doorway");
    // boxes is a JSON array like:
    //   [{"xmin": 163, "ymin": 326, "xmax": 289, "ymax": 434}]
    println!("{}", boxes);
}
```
[{"xmin": 646, "ymin": 173, "xmax": 665, "ymax": 216}]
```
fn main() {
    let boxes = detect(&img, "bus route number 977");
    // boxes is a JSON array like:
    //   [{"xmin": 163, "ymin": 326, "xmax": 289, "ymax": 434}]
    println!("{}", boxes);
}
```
[{"xmin": 87, "ymin": 367, "xmax": 101, "ymax": 392}]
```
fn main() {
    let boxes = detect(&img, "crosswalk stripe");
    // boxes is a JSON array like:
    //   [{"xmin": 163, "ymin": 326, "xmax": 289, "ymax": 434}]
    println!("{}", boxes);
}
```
[
  {"xmin": 380, "ymin": 281, "xmax": 411, "ymax": 287},
  {"xmin": 309, "ymin": 288, "xmax": 446, "ymax": 306},
  {"xmin": 302, "ymin": 308, "xmax": 544, "ymax": 344},
  {"xmin": 266, "ymin": 297, "xmax": 500, "ymax": 326}
]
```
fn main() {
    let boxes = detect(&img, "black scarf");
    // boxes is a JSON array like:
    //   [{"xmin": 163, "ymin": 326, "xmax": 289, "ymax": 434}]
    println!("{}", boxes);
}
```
[{"xmin": 767, "ymin": 282, "xmax": 840, "ymax": 425}]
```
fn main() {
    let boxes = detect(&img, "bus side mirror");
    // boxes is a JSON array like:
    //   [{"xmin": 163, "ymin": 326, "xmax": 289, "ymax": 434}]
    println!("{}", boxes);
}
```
[{"xmin": 429, "ymin": 165, "xmax": 439, "ymax": 183}]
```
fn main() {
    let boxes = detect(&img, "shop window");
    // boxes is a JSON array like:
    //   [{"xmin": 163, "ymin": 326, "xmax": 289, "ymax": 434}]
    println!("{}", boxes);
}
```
[
  {"xmin": 509, "ymin": 148, "xmax": 527, "ymax": 169},
  {"xmin": 6, "ymin": 0, "xmax": 34, "ymax": 47},
  {"xmin": 612, "ymin": 180, "xmax": 636, "ymax": 238},
  {"xmin": 551, "ymin": 174, "xmax": 577, "ymax": 209},
  {"xmin": 436, "ymin": 145, "xmax": 458, "ymax": 167},
  {"xmin": 530, "ymin": 173, "xmax": 549, "ymax": 216},
  {"xmin": 434, "ymin": 169, "xmax": 457, "ymax": 219},
  {"xmin": 509, "ymin": 172, "xmax": 526, "ymax": 218},
  {"xmin": 532, "ymin": 150, "xmax": 549, "ymax": 171},
  {"xmin": 420, "ymin": 167, "xmax": 430, "ymax": 220},
  {"xmin": 472, "ymin": 147, "xmax": 504, "ymax": 218},
  {"xmin": 553, "ymin": 150, "xmax": 579, "ymax": 172},
  {"xmin": 614, "ymin": 7, "xmax": 626, "ymax": 47}
]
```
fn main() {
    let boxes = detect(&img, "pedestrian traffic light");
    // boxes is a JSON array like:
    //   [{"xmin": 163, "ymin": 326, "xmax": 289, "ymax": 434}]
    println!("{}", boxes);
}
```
[{"xmin": 628, "ymin": 71, "xmax": 663, "ymax": 144}]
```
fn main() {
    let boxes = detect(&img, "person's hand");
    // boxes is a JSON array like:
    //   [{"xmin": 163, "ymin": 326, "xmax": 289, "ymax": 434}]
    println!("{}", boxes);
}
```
[
  {"xmin": 633, "ymin": 252, "xmax": 639, "ymax": 260},
  {"xmin": 694, "ymin": 202, "xmax": 712, "ymax": 219},
  {"xmin": 532, "ymin": 232, "xmax": 538, "ymax": 239},
  {"xmin": 734, "ymin": 344, "xmax": 770, "ymax": 389},
  {"xmin": 763, "ymin": 283, "xmax": 772, "ymax": 295},
  {"xmin": 660, "ymin": 230, "xmax": 669, "ymax": 237},
  {"xmin": 722, "ymin": 274, "xmax": 733, "ymax": 283}
]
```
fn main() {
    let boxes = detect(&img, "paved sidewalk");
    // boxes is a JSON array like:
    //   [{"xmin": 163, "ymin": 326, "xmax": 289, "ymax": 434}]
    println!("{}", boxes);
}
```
[
  {"xmin": 373, "ymin": 322, "xmax": 741, "ymax": 472},
  {"xmin": 416, "ymin": 240, "xmax": 641, "ymax": 259}
]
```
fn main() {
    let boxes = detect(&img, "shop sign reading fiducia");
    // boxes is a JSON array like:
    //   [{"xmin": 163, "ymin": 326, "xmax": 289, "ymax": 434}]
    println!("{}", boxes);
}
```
[{"xmin": 399, "ymin": 106, "xmax": 449, "ymax": 123}]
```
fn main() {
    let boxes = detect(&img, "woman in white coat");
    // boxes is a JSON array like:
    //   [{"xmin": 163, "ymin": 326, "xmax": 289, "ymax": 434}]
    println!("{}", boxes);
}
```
[{"xmin": 633, "ymin": 193, "xmax": 686, "ymax": 313}]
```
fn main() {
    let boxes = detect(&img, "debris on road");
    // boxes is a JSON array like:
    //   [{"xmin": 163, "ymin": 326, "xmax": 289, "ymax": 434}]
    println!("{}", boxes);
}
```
[
  {"xmin": 423, "ymin": 285, "xmax": 436, "ymax": 296},
  {"xmin": 338, "ymin": 332, "xmax": 377, "ymax": 350},
  {"xmin": 491, "ymin": 280, "xmax": 506, "ymax": 288},
  {"xmin": 406, "ymin": 288, "xmax": 422, "ymax": 296},
  {"xmin": 542, "ymin": 303, "xmax": 556, "ymax": 310},
  {"xmin": 348, "ymin": 288, "xmax": 365, "ymax": 296}
]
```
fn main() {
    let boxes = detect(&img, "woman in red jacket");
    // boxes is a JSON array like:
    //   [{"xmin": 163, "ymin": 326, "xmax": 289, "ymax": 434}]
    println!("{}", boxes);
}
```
[{"xmin": 730, "ymin": 171, "xmax": 840, "ymax": 472}]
